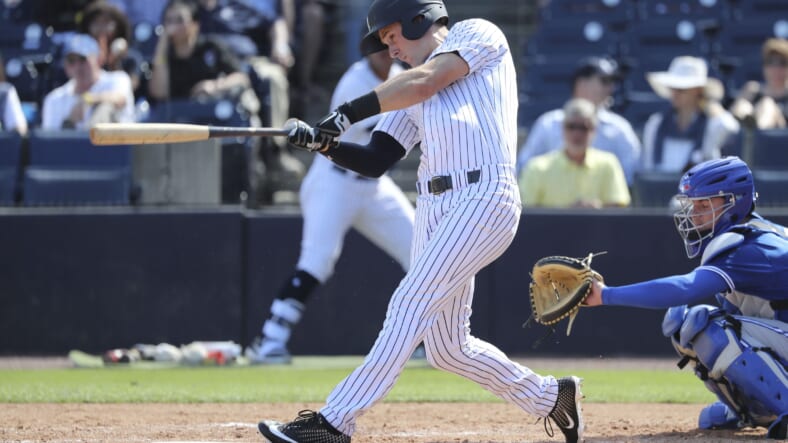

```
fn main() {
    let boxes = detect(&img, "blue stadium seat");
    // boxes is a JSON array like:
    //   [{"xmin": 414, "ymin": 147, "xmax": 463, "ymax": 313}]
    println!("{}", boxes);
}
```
[
  {"xmin": 0, "ymin": 131, "xmax": 23, "ymax": 205},
  {"xmin": 622, "ymin": 18, "xmax": 705, "ymax": 59},
  {"xmin": 751, "ymin": 129, "xmax": 788, "ymax": 171},
  {"xmin": 1, "ymin": 48, "xmax": 54, "ymax": 103},
  {"xmin": 718, "ymin": 17, "xmax": 787, "ymax": 59},
  {"xmin": 520, "ymin": 55, "xmax": 580, "ymax": 100},
  {"xmin": 754, "ymin": 170, "xmax": 788, "ymax": 208},
  {"xmin": 131, "ymin": 21, "xmax": 161, "ymax": 61},
  {"xmin": 730, "ymin": 0, "xmax": 788, "ymax": 21},
  {"xmin": 525, "ymin": 18, "xmax": 619, "ymax": 58},
  {"xmin": 540, "ymin": 0, "xmax": 635, "ymax": 27},
  {"xmin": 632, "ymin": 171, "xmax": 682, "ymax": 207},
  {"xmin": 614, "ymin": 92, "xmax": 668, "ymax": 136},
  {"xmin": 145, "ymin": 98, "xmax": 252, "ymax": 127},
  {"xmin": 22, "ymin": 130, "xmax": 132, "ymax": 206},
  {"xmin": 637, "ymin": 0, "xmax": 729, "ymax": 20}
]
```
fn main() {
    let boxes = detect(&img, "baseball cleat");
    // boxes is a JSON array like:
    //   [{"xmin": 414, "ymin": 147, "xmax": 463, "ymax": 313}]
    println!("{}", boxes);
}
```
[
  {"xmin": 546, "ymin": 376, "xmax": 584, "ymax": 443},
  {"xmin": 258, "ymin": 410, "xmax": 350, "ymax": 443},
  {"xmin": 245, "ymin": 337, "xmax": 292, "ymax": 365}
]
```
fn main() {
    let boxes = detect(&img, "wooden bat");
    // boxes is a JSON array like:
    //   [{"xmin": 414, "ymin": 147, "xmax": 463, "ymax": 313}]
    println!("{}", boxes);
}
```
[{"xmin": 89, "ymin": 123, "xmax": 290, "ymax": 146}]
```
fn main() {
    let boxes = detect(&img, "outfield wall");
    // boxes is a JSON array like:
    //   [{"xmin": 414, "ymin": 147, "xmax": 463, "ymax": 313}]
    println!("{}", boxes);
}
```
[{"xmin": 2, "ymin": 208, "xmax": 786, "ymax": 357}]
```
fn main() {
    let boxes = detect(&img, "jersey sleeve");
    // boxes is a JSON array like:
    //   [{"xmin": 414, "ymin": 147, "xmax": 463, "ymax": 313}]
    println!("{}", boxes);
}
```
[
  {"xmin": 602, "ymin": 268, "xmax": 730, "ymax": 309},
  {"xmin": 433, "ymin": 19, "xmax": 508, "ymax": 76}
]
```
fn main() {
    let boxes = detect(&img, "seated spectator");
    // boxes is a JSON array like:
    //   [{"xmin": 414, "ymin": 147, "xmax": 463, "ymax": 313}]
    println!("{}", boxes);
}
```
[
  {"xmin": 517, "ymin": 56, "xmax": 641, "ymax": 185},
  {"xmin": 41, "ymin": 33, "xmax": 135, "ymax": 130},
  {"xmin": 519, "ymin": 98, "xmax": 631, "ymax": 209},
  {"xmin": 148, "ymin": 0, "xmax": 253, "ymax": 103},
  {"xmin": 196, "ymin": 0, "xmax": 304, "ymax": 205},
  {"xmin": 0, "ymin": 53, "xmax": 29, "ymax": 135},
  {"xmin": 287, "ymin": 0, "xmax": 332, "ymax": 120},
  {"xmin": 729, "ymin": 38, "xmax": 788, "ymax": 129},
  {"xmin": 642, "ymin": 56, "xmax": 740, "ymax": 173},
  {"xmin": 77, "ymin": 1, "xmax": 145, "ymax": 96}
]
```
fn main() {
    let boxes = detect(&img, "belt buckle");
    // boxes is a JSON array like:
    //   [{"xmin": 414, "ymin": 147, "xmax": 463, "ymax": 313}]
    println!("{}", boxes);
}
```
[{"xmin": 428, "ymin": 175, "xmax": 450, "ymax": 195}]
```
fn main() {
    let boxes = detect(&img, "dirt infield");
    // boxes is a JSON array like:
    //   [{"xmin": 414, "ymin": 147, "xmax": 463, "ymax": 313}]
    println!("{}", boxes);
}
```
[
  {"xmin": 0, "ymin": 402, "xmax": 768, "ymax": 442},
  {"xmin": 0, "ymin": 357, "xmax": 769, "ymax": 442}
]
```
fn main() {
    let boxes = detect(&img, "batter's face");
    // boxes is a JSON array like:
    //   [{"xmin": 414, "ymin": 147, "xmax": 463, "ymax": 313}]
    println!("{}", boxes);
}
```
[{"xmin": 378, "ymin": 22, "xmax": 429, "ymax": 66}]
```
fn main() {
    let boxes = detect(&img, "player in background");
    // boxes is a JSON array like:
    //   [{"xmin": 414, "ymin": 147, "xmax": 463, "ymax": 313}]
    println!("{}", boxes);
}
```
[
  {"xmin": 585, "ymin": 156, "xmax": 787, "ymax": 439},
  {"xmin": 245, "ymin": 33, "xmax": 416, "ymax": 364},
  {"xmin": 257, "ymin": 0, "xmax": 584, "ymax": 442}
]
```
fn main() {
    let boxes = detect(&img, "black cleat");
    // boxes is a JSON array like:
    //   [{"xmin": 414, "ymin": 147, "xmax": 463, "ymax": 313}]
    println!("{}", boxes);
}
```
[
  {"xmin": 546, "ymin": 376, "xmax": 584, "ymax": 443},
  {"xmin": 258, "ymin": 410, "xmax": 350, "ymax": 443}
]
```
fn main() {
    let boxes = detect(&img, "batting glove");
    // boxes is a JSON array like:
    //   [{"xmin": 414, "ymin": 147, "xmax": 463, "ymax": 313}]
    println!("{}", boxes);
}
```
[
  {"xmin": 285, "ymin": 118, "xmax": 336, "ymax": 152},
  {"xmin": 315, "ymin": 108, "xmax": 352, "ymax": 140}
]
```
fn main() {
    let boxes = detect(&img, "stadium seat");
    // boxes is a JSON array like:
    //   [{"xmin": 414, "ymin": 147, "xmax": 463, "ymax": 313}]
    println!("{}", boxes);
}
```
[
  {"xmin": 131, "ymin": 21, "xmax": 161, "ymax": 61},
  {"xmin": 632, "ymin": 171, "xmax": 682, "ymax": 207},
  {"xmin": 754, "ymin": 170, "xmax": 788, "ymax": 208},
  {"xmin": 22, "ymin": 130, "xmax": 133, "ymax": 206},
  {"xmin": 145, "ymin": 98, "xmax": 252, "ymax": 127},
  {"xmin": 539, "ymin": 0, "xmax": 635, "ymax": 28},
  {"xmin": 622, "ymin": 18, "xmax": 705, "ymax": 59},
  {"xmin": 718, "ymin": 17, "xmax": 788, "ymax": 60},
  {"xmin": 730, "ymin": 0, "xmax": 788, "ymax": 21},
  {"xmin": 614, "ymin": 92, "xmax": 668, "ymax": 136},
  {"xmin": 751, "ymin": 129, "xmax": 788, "ymax": 171},
  {"xmin": 519, "ymin": 55, "xmax": 581, "ymax": 100},
  {"xmin": 2, "ymin": 49, "xmax": 54, "ymax": 103},
  {"xmin": 637, "ymin": 0, "xmax": 729, "ymax": 21},
  {"xmin": 0, "ymin": 131, "xmax": 23, "ymax": 205},
  {"xmin": 525, "ymin": 18, "xmax": 619, "ymax": 58}
]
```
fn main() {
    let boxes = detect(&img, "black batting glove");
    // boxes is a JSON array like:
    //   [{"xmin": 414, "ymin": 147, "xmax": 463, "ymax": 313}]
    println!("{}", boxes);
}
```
[
  {"xmin": 315, "ymin": 106, "xmax": 352, "ymax": 140},
  {"xmin": 285, "ymin": 118, "xmax": 337, "ymax": 152}
]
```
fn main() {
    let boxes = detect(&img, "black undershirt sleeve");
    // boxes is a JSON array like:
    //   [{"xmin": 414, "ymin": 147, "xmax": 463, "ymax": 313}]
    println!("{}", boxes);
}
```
[{"xmin": 320, "ymin": 131, "xmax": 407, "ymax": 178}]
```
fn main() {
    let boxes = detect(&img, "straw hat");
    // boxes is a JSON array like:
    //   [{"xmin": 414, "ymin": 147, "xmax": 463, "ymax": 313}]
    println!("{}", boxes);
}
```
[{"xmin": 647, "ymin": 56, "xmax": 724, "ymax": 101}]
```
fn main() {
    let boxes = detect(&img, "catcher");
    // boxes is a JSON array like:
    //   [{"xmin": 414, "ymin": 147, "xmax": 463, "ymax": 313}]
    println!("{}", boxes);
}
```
[{"xmin": 579, "ymin": 157, "xmax": 787, "ymax": 438}]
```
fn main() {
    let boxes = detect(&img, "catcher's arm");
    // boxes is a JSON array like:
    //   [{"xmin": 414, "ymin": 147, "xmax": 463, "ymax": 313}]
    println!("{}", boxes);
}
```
[{"xmin": 583, "ymin": 279, "xmax": 606, "ymax": 306}]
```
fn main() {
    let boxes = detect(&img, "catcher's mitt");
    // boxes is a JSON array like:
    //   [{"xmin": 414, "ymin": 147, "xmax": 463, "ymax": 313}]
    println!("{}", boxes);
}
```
[{"xmin": 528, "ymin": 252, "xmax": 604, "ymax": 336}]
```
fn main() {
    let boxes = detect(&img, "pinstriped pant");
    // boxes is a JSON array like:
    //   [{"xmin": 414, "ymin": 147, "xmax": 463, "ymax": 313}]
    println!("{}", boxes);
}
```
[{"xmin": 320, "ymin": 178, "xmax": 559, "ymax": 435}]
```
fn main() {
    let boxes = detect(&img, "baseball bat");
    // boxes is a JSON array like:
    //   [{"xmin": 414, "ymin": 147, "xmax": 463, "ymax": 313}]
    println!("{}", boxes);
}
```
[{"xmin": 89, "ymin": 123, "xmax": 290, "ymax": 146}]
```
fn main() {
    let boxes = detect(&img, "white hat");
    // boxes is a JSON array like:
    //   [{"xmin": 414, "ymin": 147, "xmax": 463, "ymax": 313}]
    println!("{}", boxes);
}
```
[{"xmin": 646, "ymin": 56, "xmax": 724, "ymax": 101}]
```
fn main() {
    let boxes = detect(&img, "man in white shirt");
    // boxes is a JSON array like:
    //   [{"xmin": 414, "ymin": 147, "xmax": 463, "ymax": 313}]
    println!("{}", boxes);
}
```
[
  {"xmin": 517, "ymin": 56, "xmax": 641, "ymax": 184},
  {"xmin": 41, "ymin": 33, "xmax": 135, "ymax": 130}
]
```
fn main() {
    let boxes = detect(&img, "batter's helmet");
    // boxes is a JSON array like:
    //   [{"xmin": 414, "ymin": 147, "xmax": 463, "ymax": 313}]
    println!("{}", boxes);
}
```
[
  {"xmin": 360, "ymin": 0, "xmax": 448, "ymax": 55},
  {"xmin": 673, "ymin": 156, "xmax": 757, "ymax": 258}
]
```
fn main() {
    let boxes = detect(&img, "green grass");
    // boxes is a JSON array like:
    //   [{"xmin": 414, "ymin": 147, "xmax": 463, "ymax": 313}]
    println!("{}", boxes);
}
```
[{"xmin": 0, "ymin": 356, "xmax": 715, "ymax": 404}]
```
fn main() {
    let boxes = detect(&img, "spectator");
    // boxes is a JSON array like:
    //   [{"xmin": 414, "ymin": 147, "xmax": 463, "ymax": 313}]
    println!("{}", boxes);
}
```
[
  {"xmin": 33, "ymin": 0, "xmax": 98, "ymax": 32},
  {"xmin": 729, "ymin": 38, "xmax": 788, "ymax": 129},
  {"xmin": 517, "ymin": 56, "xmax": 641, "ymax": 185},
  {"xmin": 77, "ymin": 1, "xmax": 145, "ymax": 95},
  {"xmin": 41, "ymin": 33, "xmax": 135, "ymax": 130},
  {"xmin": 0, "ymin": 53, "xmax": 29, "ymax": 135},
  {"xmin": 519, "ymin": 98, "xmax": 631, "ymax": 208},
  {"xmin": 642, "ymin": 56, "xmax": 740, "ymax": 173},
  {"xmin": 148, "ymin": 0, "xmax": 252, "ymax": 102},
  {"xmin": 287, "ymin": 0, "xmax": 332, "ymax": 120},
  {"xmin": 196, "ymin": 0, "xmax": 304, "ymax": 206}
]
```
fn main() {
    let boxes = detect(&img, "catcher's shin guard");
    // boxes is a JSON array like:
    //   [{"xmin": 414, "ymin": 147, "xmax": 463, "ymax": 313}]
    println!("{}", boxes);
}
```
[{"xmin": 671, "ymin": 308, "xmax": 788, "ymax": 428}]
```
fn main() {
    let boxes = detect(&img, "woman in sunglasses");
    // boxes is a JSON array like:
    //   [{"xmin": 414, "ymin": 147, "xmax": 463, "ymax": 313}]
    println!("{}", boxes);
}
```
[{"xmin": 730, "ymin": 38, "xmax": 788, "ymax": 129}]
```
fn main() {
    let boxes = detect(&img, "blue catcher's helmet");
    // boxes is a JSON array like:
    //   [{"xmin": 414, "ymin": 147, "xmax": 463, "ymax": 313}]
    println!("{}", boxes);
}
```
[
  {"xmin": 360, "ymin": 0, "xmax": 448, "ymax": 55},
  {"xmin": 673, "ymin": 156, "xmax": 757, "ymax": 258}
]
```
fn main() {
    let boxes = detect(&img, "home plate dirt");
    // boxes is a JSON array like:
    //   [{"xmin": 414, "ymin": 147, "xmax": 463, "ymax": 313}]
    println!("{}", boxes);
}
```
[{"xmin": 0, "ymin": 402, "xmax": 766, "ymax": 442}]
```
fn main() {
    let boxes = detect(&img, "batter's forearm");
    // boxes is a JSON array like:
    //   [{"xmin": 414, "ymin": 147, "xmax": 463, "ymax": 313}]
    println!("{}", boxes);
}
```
[{"xmin": 321, "ymin": 132, "xmax": 405, "ymax": 177}]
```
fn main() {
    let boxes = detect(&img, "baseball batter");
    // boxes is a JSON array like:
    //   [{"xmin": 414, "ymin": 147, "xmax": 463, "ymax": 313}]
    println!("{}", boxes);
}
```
[
  {"xmin": 258, "ymin": 1, "xmax": 583, "ymax": 442},
  {"xmin": 245, "ymin": 44, "xmax": 415, "ymax": 365}
]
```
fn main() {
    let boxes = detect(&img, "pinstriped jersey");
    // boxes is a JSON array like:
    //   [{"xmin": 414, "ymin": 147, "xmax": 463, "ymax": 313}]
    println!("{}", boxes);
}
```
[{"xmin": 374, "ymin": 18, "xmax": 519, "ymax": 181}]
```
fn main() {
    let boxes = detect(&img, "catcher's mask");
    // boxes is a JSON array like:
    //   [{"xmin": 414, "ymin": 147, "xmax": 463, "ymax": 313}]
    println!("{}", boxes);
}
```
[
  {"xmin": 673, "ymin": 156, "xmax": 756, "ymax": 259},
  {"xmin": 360, "ymin": 0, "xmax": 448, "ymax": 55}
]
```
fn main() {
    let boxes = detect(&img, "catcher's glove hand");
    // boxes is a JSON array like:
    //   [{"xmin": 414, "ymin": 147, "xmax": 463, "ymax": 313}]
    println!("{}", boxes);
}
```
[{"xmin": 528, "ymin": 252, "xmax": 604, "ymax": 336}]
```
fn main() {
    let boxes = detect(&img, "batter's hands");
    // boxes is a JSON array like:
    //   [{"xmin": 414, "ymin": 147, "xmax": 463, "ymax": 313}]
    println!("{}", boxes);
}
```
[
  {"xmin": 285, "ymin": 118, "xmax": 337, "ymax": 152},
  {"xmin": 315, "ymin": 108, "xmax": 352, "ymax": 141}
]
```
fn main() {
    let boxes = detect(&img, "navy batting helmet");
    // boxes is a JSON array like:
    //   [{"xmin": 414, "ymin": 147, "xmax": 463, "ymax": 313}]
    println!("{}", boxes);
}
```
[
  {"xmin": 360, "ymin": 0, "xmax": 448, "ymax": 55},
  {"xmin": 673, "ymin": 156, "xmax": 757, "ymax": 258}
]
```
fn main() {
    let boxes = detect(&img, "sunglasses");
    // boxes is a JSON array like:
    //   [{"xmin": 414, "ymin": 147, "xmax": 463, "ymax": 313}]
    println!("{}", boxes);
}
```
[
  {"xmin": 764, "ymin": 57, "xmax": 788, "ymax": 68},
  {"xmin": 564, "ymin": 122, "xmax": 593, "ymax": 133},
  {"xmin": 65, "ymin": 54, "xmax": 88, "ymax": 65}
]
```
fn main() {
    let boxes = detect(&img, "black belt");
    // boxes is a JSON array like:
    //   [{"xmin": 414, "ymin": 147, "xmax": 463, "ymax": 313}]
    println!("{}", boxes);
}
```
[
  {"xmin": 332, "ymin": 165, "xmax": 372, "ymax": 181},
  {"xmin": 422, "ymin": 169, "xmax": 481, "ymax": 195}
]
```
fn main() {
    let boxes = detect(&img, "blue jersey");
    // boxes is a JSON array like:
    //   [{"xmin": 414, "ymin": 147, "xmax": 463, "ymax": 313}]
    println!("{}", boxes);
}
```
[{"xmin": 603, "ymin": 214, "xmax": 788, "ymax": 322}]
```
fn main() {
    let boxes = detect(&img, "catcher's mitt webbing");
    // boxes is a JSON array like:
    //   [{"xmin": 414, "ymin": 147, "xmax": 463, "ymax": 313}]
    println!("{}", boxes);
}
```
[{"xmin": 528, "ymin": 252, "xmax": 605, "ymax": 336}]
